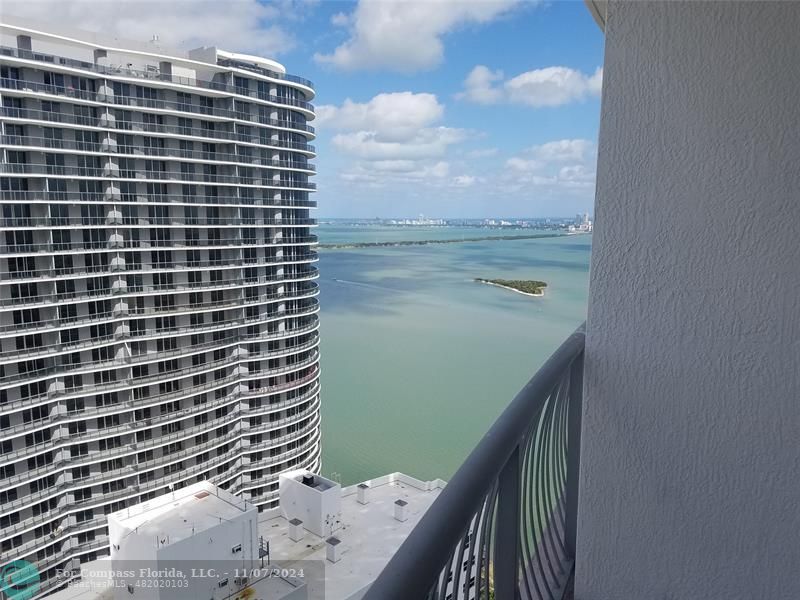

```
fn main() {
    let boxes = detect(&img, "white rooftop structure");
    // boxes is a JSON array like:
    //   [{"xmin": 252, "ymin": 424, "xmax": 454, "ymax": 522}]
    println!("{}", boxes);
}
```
[
  {"xmin": 265, "ymin": 471, "xmax": 445, "ymax": 599},
  {"xmin": 46, "ymin": 472, "xmax": 446, "ymax": 600},
  {"xmin": 278, "ymin": 470, "xmax": 342, "ymax": 537},
  {"xmin": 108, "ymin": 481, "xmax": 252, "ymax": 543},
  {"xmin": 106, "ymin": 482, "xmax": 259, "ymax": 600}
]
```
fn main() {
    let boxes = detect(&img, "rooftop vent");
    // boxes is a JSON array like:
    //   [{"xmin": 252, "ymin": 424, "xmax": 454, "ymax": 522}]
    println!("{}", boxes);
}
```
[
  {"xmin": 194, "ymin": 491, "xmax": 210, "ymax": 500},
  {"xmin": 357, "ymin": 483, "xmax": 370, "ymax": 505},
  {"xmin": 289, "ymin": 518, "xmax": 304, "ymax": 542},
  {"xmin": 326, "ymin": 537, "xmax": 342, "ymax": 563},
  {"xmin": 394, "ymin": 499, "xmax": 408, "ymax": 522}
]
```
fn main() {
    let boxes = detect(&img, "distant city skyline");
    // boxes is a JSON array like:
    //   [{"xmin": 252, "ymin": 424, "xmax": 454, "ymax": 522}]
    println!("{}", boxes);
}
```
[
  {"xmin": 0, "ymin": 0, "xmax": 605, "ymax": 218},
  {"xmin": 318, "ymin": 214, "xmax": 592, "ymax": 220}
]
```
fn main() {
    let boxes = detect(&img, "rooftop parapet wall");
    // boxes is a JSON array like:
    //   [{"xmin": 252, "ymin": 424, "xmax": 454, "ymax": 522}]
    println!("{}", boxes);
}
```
[{"xmin": 0, "ymin": 16, "xmax": 314, "ymax": 96}]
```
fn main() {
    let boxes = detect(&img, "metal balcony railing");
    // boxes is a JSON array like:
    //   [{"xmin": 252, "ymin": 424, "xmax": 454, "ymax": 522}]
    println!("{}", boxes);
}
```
[
  {"xmin": 364, "ymin": 326, "xmax": 585, "ymax": 600},
  {"xmin": 0, "ymin": 235, "xmax": 318, "ymax": 257},
  {"xmin": 0, "ymin": 323, "xmax": 321, "ymax": 411},
  {"xmin": 0, "ymin": 78, "xmax": 315, "ymax": 134},
  {"xmin": 216, "ymin": 58, "xmax": 314, "ymax": 89},
  {"xmin": 0, "ymin": 285, "xmax": 319, "ymax": 334},
  {"xmin": 0, "ymin": 252, "xmax": 318, "ymax": 282},
  {"xmin": 0, "ymin": 190, "xmax": 317, "ymax": 209},
  {"xmin": 0, "ymin": 162, "xmax": 317, "ymax": 190},
  {"xmin": 0, "ymin": 134, "xmax": 317, "ymax": 171},
  {"xmin": 0, "ymin": 107, "xmax": 316, "ymax": 153}
]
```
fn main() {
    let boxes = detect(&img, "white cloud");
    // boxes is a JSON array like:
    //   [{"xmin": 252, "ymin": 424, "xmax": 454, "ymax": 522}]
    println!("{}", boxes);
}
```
[
  {"xmin": 558, "ymin": 164, "xmax": 596, "ymax": 186},
  {"xmin": 359, "ymin": 158, "xmax": 450, "ymax": 176},
  {"xmin": 506, "ymin": 66, "xmax": 603, "ymax": 107},
  {"xmin": 452, "ymin": 175, "xmax": 484, "ymax": 188},
  {"xmin": 319, "ymin": 92, "xmax": 471, "ymax": 189},
  {"xmin": 459, "ymin": 65, "xmax": 603, "ymax": 107},
  {"xmin": 314, "ymin": 0, "xmax": 527, "ymax": 73},
  {"xmin": 467, "ymin": 148, "xmax": 499, "ymax": 158},
  {"xmin": 506, "ymin": 139, "xmax": 594, "ymax": 172},
  {"xmin": 501, "ymin": 138, "xmax": 597, "ymax": 196},
  {"xmin": 370, "ymin": 160, "xmax": 421, "ymax": 173},
  {"xmin": 318, "ymin": 93, "xmax": 463, "ymax": 160},
  {"xmin": 316, "ymin": 92, "xmax": 444, "ymax": 141},
  {"xmin": 331, "ymin": 127, "xmax": 468, "ymax": 161},
  {"xmin": 506, "ymin": 157, "xmax": 542, "ymax": 172},
  {"xmin": 460, "ymin": 66, "xmax": 504, "ymax": 104},
  {"xmin": 330, "ymin": 12, "xmax": 351, "ymax": 27},
  {"xmin": 1, "ymin": 0, "xmax": 298, "ymax": 57},
  {"xmin": 422, "ymin": 162, "xmax": 451, "ymax": 179},
  {"xmin": 339, "ymin": 161, "xmax": 450, "ymax": 185},
  {"xmin": 340, "ymin": 169, "xmax": 381, "ymax": 184},
  {"xmin": 529, "ymin": 139, "xmax": 594, "ymax": 162}
]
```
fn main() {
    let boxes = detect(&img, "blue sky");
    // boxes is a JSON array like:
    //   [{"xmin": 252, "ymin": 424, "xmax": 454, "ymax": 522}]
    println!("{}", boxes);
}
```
[
  {"xmin": 292, "ymin": 0, "xmax": 605, "ymax": 219},
  {"xmin": 6, "ymin": 0, "xmax": 605, "ymax": 218}
]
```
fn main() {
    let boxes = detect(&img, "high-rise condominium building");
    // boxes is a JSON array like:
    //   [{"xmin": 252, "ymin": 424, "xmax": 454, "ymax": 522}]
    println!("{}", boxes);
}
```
[{"xmin": 0, "ymin": 19, "xmax": 319, "ymax": 594}]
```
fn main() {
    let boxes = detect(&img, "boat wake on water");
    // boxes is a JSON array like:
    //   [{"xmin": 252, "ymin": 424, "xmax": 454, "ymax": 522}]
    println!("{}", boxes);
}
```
[{"xmin": 331, "ymin": 278, "xmax": 393, "ymax": 292}]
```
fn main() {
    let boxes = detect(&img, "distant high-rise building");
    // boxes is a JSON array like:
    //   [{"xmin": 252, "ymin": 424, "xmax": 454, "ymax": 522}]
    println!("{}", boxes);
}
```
[
  {"xmin": 0, "ymin": 19, "xmax": 320, "ymax": 595},
  {"xmin": 568, "ymin": 213, "xmax": 593, "ymax": 233}
]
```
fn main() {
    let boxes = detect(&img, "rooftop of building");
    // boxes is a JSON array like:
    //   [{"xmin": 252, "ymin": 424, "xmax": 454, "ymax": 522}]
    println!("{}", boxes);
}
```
[
  {"xmin": 0, "ymin": 16, "xmax": 321, "ymax": 95},
  {"xmin": 0, "ymin": 15, "xmax": 282, "ymax": 71},
  {"xmin": 108, "ymin": 481, "xmax": 254, "ymax": 547},
  {"xmin": 46, "ymin": 472, "xmax": 446, "ymax": 600},
  {"xmin": 265, "ymin": 472, "xmax": 445, "ymax": 599}
]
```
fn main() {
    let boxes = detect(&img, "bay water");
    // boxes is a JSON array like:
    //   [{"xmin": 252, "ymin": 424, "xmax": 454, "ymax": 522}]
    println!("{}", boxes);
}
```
[{"xmin": 317, "ymin": 226, "xmax": 591, "ymax": 485}]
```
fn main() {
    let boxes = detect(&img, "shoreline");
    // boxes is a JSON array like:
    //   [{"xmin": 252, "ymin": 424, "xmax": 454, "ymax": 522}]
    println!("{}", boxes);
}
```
[
  {"xmin": 476, "ymin": 280, "xmax": 545, "ymax": 297},
  {"xmin": 318, "ymin": 232, "xmax": 566, "ymax": 250}
]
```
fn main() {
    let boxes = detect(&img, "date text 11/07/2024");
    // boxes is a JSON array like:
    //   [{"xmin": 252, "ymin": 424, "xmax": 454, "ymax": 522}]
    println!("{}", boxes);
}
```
[{"xmin": 190, "ymin": 568, "xmax": 306, "ymax": 579}]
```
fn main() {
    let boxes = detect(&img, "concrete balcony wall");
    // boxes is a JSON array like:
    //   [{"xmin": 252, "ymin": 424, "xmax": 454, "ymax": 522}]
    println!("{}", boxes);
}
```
[{"xmin": 578, "ymin": 2, "xmax": 800, "ymax": 599}]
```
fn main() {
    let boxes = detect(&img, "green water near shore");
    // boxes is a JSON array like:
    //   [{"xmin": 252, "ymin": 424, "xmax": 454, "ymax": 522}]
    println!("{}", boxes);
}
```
[{"xmin": 317, "ymin": 226, "xmax": 591, "ymax": 485}]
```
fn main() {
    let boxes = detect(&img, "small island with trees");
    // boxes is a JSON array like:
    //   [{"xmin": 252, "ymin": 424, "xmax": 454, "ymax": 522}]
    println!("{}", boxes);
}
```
[{"xmin": 475, "ymin": 278, "xmax": 548, "ymax": 297}]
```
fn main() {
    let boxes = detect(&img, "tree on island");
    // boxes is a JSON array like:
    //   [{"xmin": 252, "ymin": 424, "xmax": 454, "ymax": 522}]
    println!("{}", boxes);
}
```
[{"xmin": 475, "ymin": 278, "xmax": 548, "ymax": 296}]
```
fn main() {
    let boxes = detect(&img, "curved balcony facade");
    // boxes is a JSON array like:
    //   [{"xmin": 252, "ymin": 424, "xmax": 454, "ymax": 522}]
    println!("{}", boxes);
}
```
[{"xmin": 0, "ymin": 22, "xmax": 319, "ymax": 595}]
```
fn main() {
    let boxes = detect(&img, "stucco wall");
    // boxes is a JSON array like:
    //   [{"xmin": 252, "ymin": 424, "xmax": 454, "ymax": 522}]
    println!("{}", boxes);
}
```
[{"xmin": 577, "ymin": 2, "xmax": 800, "ymax": 599}]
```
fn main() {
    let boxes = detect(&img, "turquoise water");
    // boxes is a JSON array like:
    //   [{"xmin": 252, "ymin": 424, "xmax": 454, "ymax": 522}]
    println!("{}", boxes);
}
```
[
  {"xmin": 317, "ymin": 226, "xmax": 591, "ymax": 485},
  {"xmin": 317, "ymin": 224, "xmax": 556, "ymax": 244}
]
